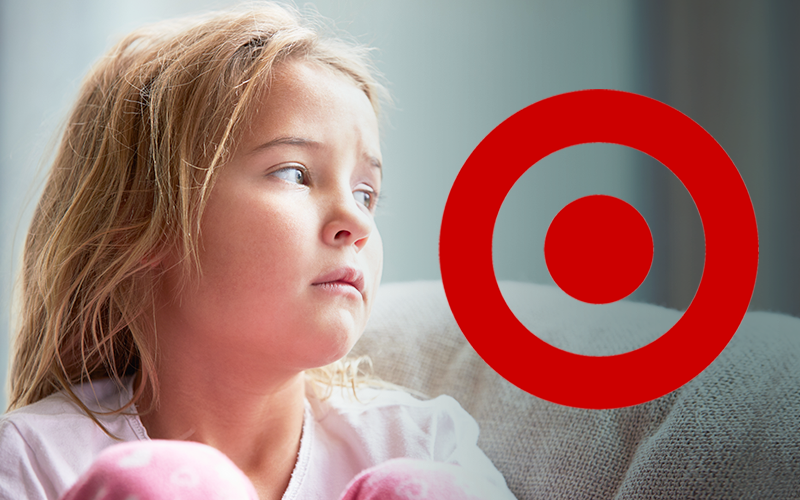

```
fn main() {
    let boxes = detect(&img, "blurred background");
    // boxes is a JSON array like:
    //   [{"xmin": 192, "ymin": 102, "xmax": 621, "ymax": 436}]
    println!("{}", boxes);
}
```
[{"xmin": 1, "ymin": 0, "xmax": 798, "ymax": 407}]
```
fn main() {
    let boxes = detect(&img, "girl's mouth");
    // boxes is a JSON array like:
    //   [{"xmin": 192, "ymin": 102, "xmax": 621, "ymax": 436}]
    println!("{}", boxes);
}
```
[{"xmin": 312, "ymin": 266, "xmax": 365, "ymax": 293}]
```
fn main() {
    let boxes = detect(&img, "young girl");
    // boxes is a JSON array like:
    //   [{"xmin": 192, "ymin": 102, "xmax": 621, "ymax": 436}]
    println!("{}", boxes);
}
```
[{"xmin": 0, "ymin": 5, "xmax": 515, "ymax": 499}]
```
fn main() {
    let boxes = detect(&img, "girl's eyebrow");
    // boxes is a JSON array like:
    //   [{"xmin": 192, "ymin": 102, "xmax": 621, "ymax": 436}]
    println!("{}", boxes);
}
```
[
  {"xmin": 367, "ymin": 155, "xmax": 382, "ymax": 174},
  {"xmin": 248, "ymin": 136, "xmax": 322, "ymax": 155}
]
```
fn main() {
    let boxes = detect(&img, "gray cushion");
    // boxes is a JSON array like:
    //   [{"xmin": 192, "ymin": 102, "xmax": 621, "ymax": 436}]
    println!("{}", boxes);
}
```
[{"xmin": 354, "ymin": 280, "xmax": 800, "ymax": 499}]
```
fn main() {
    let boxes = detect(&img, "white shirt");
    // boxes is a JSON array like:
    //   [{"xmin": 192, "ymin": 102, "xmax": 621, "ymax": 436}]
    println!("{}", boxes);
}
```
[{"xmin": 0, "ymin": 378, "xmax": 515, "ymax": 499}]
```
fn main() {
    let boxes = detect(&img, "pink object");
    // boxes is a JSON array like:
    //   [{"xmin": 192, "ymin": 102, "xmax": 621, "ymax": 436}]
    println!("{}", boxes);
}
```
[
  {"xmin": 338, "ymin": 458, "xmax": 489, "ymax": 500},
  {"xmin": 59, "ymin": 440, "xmax": 259, "ymax": 500},
  {"xmin": 61, "ymin": 441, "xmax": 491, "ymax": 500}
]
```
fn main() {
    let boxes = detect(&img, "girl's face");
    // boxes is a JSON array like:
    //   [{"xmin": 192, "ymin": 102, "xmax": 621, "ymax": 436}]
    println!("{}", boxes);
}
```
[{"xmin": 156, "ymin": 61, "xmax": 383, "ymax": 373}]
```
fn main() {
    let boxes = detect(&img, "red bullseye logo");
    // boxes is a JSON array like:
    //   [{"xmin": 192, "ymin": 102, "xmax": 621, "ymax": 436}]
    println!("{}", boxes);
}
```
[{"xmin": 439, "ymin": 89, "xmax": 758, "ymax": 409}]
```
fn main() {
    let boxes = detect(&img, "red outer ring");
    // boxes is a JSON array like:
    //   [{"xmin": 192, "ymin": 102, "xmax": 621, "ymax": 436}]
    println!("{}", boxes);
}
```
[{"xmin": 439, "ymin": 89, "xmax": 759, "ymax": 409}]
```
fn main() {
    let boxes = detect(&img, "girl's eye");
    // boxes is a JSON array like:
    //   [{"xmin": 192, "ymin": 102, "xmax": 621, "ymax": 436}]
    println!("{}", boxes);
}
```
[
  {"xmin": 271, "ymin": 165, "xmax": 307, "ymax": 185},
  {"xmin": 354, "ymin": 189, "xmax": 375, "ymax": 209}
]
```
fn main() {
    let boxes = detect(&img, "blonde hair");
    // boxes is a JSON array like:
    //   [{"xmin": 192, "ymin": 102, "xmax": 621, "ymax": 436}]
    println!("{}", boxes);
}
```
[{"xmin": 8, "ymin": 4, "xmax": 386, "ymax": 425}]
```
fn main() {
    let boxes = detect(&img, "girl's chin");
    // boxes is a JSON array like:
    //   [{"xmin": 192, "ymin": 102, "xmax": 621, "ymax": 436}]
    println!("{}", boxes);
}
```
[
  {"xmin": 318, "ymin": 335, "xmax": 363, "ymax": 367},
  {"xmin": 290, "ymin": 329, "xmax": 365, "ymax": 371}
]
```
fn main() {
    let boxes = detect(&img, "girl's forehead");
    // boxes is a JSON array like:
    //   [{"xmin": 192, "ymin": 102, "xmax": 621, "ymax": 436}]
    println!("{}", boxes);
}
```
[
  {"xmin": 239, "ymin": 60, "xmax": 381, "ymax": 155},
  {"xmin": 267, "ymin": 60, "xmax": 373, "ymax": 111}
]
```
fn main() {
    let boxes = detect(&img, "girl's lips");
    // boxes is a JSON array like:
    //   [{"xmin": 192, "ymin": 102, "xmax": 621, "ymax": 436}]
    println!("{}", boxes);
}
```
[{"xmin": 312, "ymin": 266, "xmax": 365, "ymax": 293}]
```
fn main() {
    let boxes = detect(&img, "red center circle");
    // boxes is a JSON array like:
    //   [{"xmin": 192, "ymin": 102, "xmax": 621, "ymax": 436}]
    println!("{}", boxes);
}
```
[{"xmin": 544, "ymin": 195, "xmax": 653, "ymax": 304}]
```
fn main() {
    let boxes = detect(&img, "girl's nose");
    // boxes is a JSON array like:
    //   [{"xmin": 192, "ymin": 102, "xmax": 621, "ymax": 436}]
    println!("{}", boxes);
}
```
[{"xmin": 321, "ymin": 190, "xmax": 374, "ymax": 251}]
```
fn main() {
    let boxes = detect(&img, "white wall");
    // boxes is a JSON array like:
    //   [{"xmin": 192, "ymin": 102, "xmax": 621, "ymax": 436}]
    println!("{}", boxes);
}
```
[{"xmin": 0, "ymin": 0, "xmax": 641, "ymax": 408}]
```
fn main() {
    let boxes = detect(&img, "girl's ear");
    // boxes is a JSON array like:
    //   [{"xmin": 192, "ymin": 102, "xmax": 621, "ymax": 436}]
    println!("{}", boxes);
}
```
[
  {"xmin": 140, "ymin": 247, "xmax": 169, "ymax": 270},
  {"xmin": 141, "ymin": 239, "xmax": 180, "ymax": 272},
  {"xmin": 141, "ymin": 256, "xmax": 161, "ymax": 269}
]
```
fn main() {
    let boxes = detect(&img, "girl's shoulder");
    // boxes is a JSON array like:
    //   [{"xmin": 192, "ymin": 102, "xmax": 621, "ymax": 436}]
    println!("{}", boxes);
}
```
[
  {"xmin": 311, "ymin": 385, "xmax": 474, "ymax": 422},
  {"xmin": 1, "ymin": 377, "xmax": 145, "ymax": 440},
  {"xmin": 0, "ymin": 378, "xmax": 146, "ymax": 500},
  {"xmin": 308, "ymin": 385, "xmax": 480, "ymax": 459},
  {"xmin": 300, "ymin": 385, "xmax": 516, "ymax": 499}
]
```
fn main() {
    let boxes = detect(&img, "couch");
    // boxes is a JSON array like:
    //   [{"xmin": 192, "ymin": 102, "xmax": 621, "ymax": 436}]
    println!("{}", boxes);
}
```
[{"xmin": 353, "ymin": 281, "xmax": 800, "ymax": 499}]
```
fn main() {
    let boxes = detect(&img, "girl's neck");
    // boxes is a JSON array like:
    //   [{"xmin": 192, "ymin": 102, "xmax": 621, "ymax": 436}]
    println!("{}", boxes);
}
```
[{"xmin": 137, "ymin": 365, "xmax": 306, "ymax": 500}]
